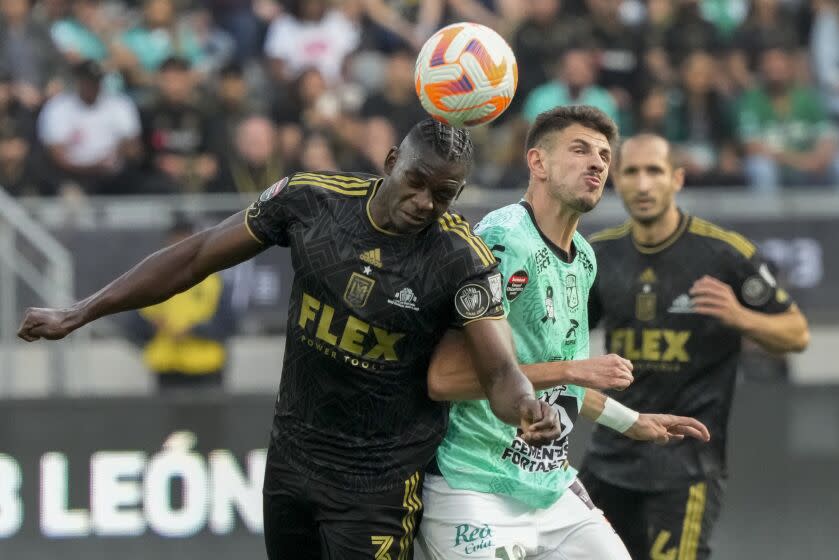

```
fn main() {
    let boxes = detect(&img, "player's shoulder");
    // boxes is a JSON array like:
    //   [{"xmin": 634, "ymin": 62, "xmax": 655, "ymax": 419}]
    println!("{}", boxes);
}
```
[
  {"xmin": 588, "ymin": 221, "xmax": 632, "ymax": 245},
  {"xmin": 686, "ymin": 215, "xmax": 756, "ymax": 260},
  {"xmin": 476, "ymin": 203, "xmax": 530, "ymax": 231},
  {"xmin": 587, "ymin": 221, "xmax": 632, "ymax": 256},
  {"xmin": 434, "ymin": 210, "xmax": 496, "ymax": 269},
  {"xmin": 285, "ymin": 171, "xmax": 379, "ymax": 199},
  {"xmin": 473, "ymin": 203, "xmax": 532, "ymax": 251}
]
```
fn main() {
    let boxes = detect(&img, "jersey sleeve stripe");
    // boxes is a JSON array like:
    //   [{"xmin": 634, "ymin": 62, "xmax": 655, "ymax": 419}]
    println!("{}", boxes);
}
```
[
  {"xmin": 589, "ymin": 222, "xmax": 631, "ymax": 243},
  {"xmin": 448, "ymin": 214, "xmax": 496, "ymax": 263},
  {"xmin": 293, "ymin": 172, "xmax": 370, "ymax": 187},
  {"xmin": 288, "ymin": 178, "xmax": 370, "ymax": 197},
  {"xmin": 439, "ymin": 214, "xmax": 494, "ymax": 266},
  {"xmin": 243, "ymin": 208, "xmax": 265, "ymax": 244},
  {"xmin": 688, "ymin": 218, "xmax": 755, "ymax": 258}
]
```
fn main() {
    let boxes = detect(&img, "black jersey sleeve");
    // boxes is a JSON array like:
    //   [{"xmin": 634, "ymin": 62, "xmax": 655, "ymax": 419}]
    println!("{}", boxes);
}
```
[
  {"xmin": 588, "ymin": 272, "xmax": 603, "ymax": 329},
  {"xmin": 244, "ymin": 175, "xmax": 308, "ymax": 247},
  {"xmin": 438, "ymin": 212, "xmax": 505, "ymax": 328},
  {"xmin": 731, "ymin": 248, "xmax": 794, "ymax": 314}
]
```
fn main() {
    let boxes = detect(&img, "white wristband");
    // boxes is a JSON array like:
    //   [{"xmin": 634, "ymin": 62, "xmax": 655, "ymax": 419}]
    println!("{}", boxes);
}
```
[{"xmin": 596, "ymin": 397, "xmax": 640, "ymax": 433}]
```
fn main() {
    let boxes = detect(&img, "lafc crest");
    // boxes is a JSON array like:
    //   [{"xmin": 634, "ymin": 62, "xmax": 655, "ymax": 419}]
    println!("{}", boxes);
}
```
[{"xmin": 344, "ymin": 272, "xmax": 375, "ymax": 308}]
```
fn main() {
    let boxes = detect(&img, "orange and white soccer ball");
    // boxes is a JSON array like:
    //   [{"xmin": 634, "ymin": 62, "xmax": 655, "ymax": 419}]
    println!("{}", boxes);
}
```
[{"xmin": 415, "ymin": 22, "xmax": 518, "ymax": 128}]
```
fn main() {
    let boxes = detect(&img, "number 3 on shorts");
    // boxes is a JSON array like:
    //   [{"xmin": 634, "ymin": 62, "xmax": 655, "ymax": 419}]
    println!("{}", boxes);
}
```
[{"xmin": 494, "ymin": 544, "xmax": 525, "ymax": 559}]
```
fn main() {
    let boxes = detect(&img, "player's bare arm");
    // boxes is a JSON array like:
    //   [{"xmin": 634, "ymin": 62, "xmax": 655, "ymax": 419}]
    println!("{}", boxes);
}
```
[
  {"xmin": 18, "ymin": 211, "xmax": 264, "ymax": 342},
  {"xmin": 689, "ymin": 275, "xmax": 810, "ymax": 353},
  {"xmin": 427, "ymin": 329, "xmax": 634, "ymax": 401},
  {"xmin": 581, "ymin": 389, "xmax": 711, "ymax": 445},
  {"xmin": 460, "ymin": 318, "xmax": 562, "ymax": 446}
]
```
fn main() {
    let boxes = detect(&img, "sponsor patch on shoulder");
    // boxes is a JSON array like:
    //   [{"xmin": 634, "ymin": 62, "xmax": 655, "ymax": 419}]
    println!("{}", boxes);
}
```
[
  {"xmin": 259, "ymin": 176, "xmax": 289, "ymax": 201},
  {"xmin": 506, "ymin": 270, "xmax": 529, "ymax": 301},
  {"xmin": 455, "ymin": 284, "xmax": 490, "ymax": 320},
  {"xmin": 742, "ymin": 275, "xmax": 771, "ymax": 306}
]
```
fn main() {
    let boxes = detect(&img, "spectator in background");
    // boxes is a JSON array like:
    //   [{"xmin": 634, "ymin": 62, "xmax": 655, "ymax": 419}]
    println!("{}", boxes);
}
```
[
  {"xmin": 667, "ymin": 50, "xmax": 741, "ymax": 186},
  {"xmin": 640, "ymin": 0, "xmax": 678, "ymax": 86},
  {"xmin": 298, "ymin": 130, "xmax": 339, "ymax": 171},
  {"xmin": 510, "ymin": 0, "xmax": 594, "ymax": 114},
  {"xmin": 635, "ymin": 85, "xmax": 670, "ymax": 135},
  {"xmin": 699, "ymin": 0, "xmax": 748, "ymax": 40},
  {"xmin": 203, "ymin": 0, "xmax": 265, "ymax": 63},
  {"xmin": 585, "ymin": 0, "xmax": 644, "ymax": 123},
  {"xmin": 351, "ymin": 116, "xmax": 396, "ymax": 174},
  {"xmin": 50, "ymin": 0, "xmax": 111, "ymax": 65},
  {"xmin": 141, "ymin": 56, "xmax": 218, "ymax": 193},
  {"xmin": 215, "ymin": 115, "xmax": 285, "ymax": 194},
  {"xmin": 728, "ymin": 0, "xmax": 802, "ymax": 92},
  {"xmin": 523, "ymin": 48, "xmax": 619, "ymax": 126},
  {"xmin": 811, "ymin": 0, "xmax": 839, "ymax": 120},
  {"xmin": 207, "ymin": 61, "xmax": 261, "ymax": 156},
  {"xmin": 737, "ymin": 47, "xmax": 839, "ymax": 190},
  {"xmin": 447, "ymin": 0, "xmax": 527, "ymax": 38},
  {"xmin": 359, "ymin": 49, "xmax": 425, "ymax": 139},
  {"xmin": 114, "ymin": 0, "xmax": 204, "ymax": 97},
  {"xmin": 270, "ymin": 67, "xmax": 352, "ymax": 145},
  {"xmin": 37, "ymin": 60, "xmax": 142, "ymax": 195},
  {"xmin": 663, "ymin": 0, "xmax": 721, "ymax": 71},
  {"xmin": 128, "ymin": 217, "xmax": 235, "ymax": 392},
  {"xmin": 361, "ymin": 0, "xmax": 442, "ymax": 52},
  {"xmin": 0, "ymin": 0, "xmax": 65, "ymax": 108},
  {"xmin": 263, "ymin": 0, "xmax": 359, "ymax": 84},
  {"xmin": 0, "ymin": 71, "xmax": 46, "ymax": 196}
]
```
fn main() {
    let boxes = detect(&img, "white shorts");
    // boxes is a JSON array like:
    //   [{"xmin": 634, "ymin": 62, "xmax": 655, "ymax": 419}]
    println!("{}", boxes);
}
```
[{"xmin": 416, "ymin": 474, "xmax": 630, "ymax": 560}]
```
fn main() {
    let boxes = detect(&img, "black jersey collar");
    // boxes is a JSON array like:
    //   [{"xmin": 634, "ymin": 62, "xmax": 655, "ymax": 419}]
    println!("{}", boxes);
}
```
[
  {"xmin": 519, "ymin": 201, "xmax": 576, "ymax": 264},
  {"xmin": 632, "ymin": 210, "xmax": 690, "ymax": 254}
]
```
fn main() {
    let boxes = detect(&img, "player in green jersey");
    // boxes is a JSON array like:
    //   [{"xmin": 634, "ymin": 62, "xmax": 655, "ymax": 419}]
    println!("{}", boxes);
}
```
[{"xmin": 415, "ymin": 107, "xmax": 710, "ymax": 560}]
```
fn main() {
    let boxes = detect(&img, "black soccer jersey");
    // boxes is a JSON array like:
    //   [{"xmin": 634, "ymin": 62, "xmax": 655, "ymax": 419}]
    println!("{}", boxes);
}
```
[
  {"xmin": 245, "ymin": 171, "xmax": 504, "ymax": 493},
  {"xmin": 584, "ymin": 212, "xmax": 792, "ymax": 491}
]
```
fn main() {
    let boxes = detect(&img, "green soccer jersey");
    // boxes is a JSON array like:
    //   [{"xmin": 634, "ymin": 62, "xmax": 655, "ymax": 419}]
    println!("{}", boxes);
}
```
[{"xmin": 435, "ymin": 202, "xmax": 597, "ymax": 509}]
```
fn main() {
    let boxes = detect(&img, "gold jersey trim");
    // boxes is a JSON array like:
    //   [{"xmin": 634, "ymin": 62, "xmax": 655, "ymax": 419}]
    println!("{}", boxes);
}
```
[
  {"xmin": 589, "ymin": 222, "xmax": 632, "ymax": 243},
  {"xmin": 689, "ymin": 217, "xmax": 756, "ymax": 259},
  {"xmin": 439, "ymin": 213, "xmax": 495, "ymax": 267}
]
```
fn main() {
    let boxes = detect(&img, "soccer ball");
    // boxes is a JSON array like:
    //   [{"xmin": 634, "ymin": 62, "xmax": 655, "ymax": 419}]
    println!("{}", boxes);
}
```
[{"xmin": 414, "ymin": 22, "xmax": 518, "ymax": 128}]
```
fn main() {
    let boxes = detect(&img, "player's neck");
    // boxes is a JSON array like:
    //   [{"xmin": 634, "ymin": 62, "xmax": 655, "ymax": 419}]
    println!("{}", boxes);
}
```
[
  {"xmin": 523, "ymin": 189, "xmax": 580, "ymax": 252},
  {"xmin": 632, "ymin": 206, "xmax": 681, "ymax": 246}
]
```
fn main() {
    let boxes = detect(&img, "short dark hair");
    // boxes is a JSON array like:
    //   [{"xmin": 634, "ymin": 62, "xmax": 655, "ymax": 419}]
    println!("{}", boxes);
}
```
[
  {"xmin": 159, "ymin": 56, "xmax": 191, "ymax": 72},
  {"xmin": 407, "ymin": 118, "xmax": 474, "ymax": 165},
  {"xmin": 525, "ymin": 105, "xmax": 619, "ymax": 151},
  {"xmin": 615, "ymin": 133, "xmax": 678, "ymax": 169},
  {"xmin": 73, "ymin": 59, "xmax": 105, "ymax": 82}
]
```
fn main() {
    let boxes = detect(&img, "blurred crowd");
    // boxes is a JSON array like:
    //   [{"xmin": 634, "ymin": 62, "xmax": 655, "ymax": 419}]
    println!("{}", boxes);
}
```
[{"xmin": 2, "ymin": 0, "xmax": 839, "ymax": 198}]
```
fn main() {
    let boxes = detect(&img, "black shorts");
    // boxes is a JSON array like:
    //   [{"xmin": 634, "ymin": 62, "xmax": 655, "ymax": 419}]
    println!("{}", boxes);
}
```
[
  {"xmin": 578, "ymin": 470, "xmax": 724, "ymax": 560},
  {"xmin": 263, "ymin": 443, "xmax": 424, "ymax": 560}
]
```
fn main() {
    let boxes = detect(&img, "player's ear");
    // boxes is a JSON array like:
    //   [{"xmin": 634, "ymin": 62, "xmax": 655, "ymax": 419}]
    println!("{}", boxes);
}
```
[
  {"xmin": 526, "ymin": 147, "xmax": 548, "ymax": 180},
  {"xmin": 383, "ymin": 147, "xmax": 399, "ymax": 175},
  {"xmin": 673, "ymin": 166, "xmax": 686, "ymax": 193}
]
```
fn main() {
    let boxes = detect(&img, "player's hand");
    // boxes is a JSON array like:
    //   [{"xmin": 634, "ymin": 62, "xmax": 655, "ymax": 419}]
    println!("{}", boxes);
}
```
[
  {"xmin": 571, "ymin": 355, "xmax": 634, "ymax": 391},
  {"xmin": 623, "ymin": 414, "xmax": 711, "ymax": 445},
  {"xmin": 689, "ymin": 275, "xmax": 745, "ymax": 330},
  {"xmin": 518, "ymin": 398, "xmax": 561, "ymax": 447},
  {"xmin": 17, "ymin": 307, "xmax": 79, "ymax": 342}
]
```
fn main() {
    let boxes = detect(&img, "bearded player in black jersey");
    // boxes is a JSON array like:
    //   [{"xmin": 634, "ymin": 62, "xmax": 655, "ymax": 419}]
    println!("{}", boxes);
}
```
[
  {"xmin": 17, "ymin": 119, "xmax": 562, "ymax": 560},
  {"xmin": 579, "ymin": 133, "xmax": 810, "ymax": 560}
]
